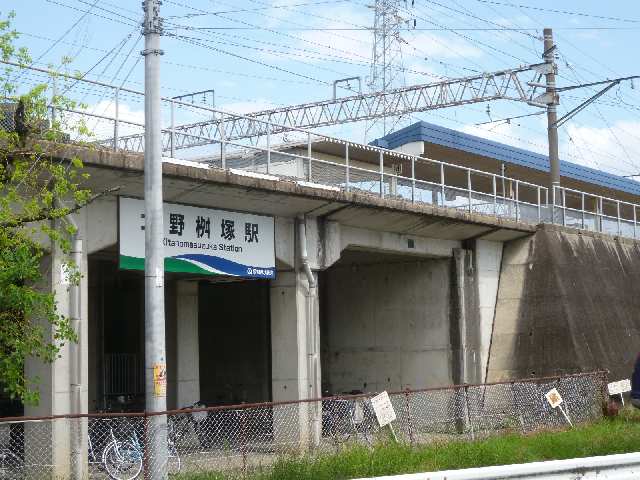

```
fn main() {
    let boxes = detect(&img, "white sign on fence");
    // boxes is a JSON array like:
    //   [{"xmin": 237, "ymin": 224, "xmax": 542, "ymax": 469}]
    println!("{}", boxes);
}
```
[
  {"xmin": 608, "ymin": 379, "xmax": 632, "ymax": 396},
  {"xmin": 545, "ymin": 388, "xmax": 564, "ymax": 409},
  {"xmin": 370, "ymin": 391, "xmax": 397, "ymax": 427},
  {"xmin": 545, "ymin": 388, "xmax": 573, "ymax": 427},
  {"xmin": 119, "ymin": 197, "xmax": 275, "ymax": 279}
]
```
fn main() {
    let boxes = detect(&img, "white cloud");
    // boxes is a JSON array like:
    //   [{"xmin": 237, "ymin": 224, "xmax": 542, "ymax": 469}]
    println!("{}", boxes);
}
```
[{"xmin": 563, "ymin": 121, "xmax": 640, "ymax": 176}]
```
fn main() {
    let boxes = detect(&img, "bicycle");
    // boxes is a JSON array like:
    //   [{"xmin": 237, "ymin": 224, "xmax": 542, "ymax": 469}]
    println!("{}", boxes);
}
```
[
  {"xmin": 322, "ymin": 396, "xmax": 378, "ymax": 451},
  {"xmin": 169, "ymin": 401, "xmax": 209, "ymax": 449},
  {"xmin": 101, "ymin": 418, "xmax": 180, "ymax": 480},
  {"xmin": 0, "ymin": 444, "xmax": 22, "ymax": 479}
]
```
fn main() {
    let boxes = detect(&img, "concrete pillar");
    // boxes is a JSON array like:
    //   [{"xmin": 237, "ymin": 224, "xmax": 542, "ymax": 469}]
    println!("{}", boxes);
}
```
[
  {"xmin": 450, "ymin": 241, "xmax": 504, "ymax": 386},
  {"xmin": 450, "ymin": 248, "xmax": 479, "ymax": 386},
  {"xmin": 270, "ymin": 269, "xmax": 320, "ymax": 451},
  {"xmin": 176, "ymin": 280, "xmax": 200, "ymax": 408},
  {"xmin": 24, "ymin": 224, "xmax": 89, "ymax": 478},
  {"xmin": 473, "ymin": 240, "xmax": 503, "ymax": 383}
]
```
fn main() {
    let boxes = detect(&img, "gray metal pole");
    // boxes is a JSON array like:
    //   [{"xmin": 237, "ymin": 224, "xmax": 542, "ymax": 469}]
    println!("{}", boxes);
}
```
[
  {"xmin": 69, "ymin": 234, "xmax": 84, "ymax": 480},
  {"xmin": 544, "ymin": 28, "xmax": 560, "ymax": 203},
  {"xmin": 142, "ymin": 0, "xmax": 168, "ymax": 478}
]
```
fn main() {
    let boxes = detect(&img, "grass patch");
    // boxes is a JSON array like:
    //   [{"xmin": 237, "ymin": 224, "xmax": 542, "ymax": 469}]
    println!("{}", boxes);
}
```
[{"xmin": 178, "ymin": 408, "xmax": 640, "ymax": 480}]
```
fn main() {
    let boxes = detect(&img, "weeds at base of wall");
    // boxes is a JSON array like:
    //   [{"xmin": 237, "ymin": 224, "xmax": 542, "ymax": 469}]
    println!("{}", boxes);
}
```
[{"xmin": 175, "ymin": 408, "xmax": 640, "ymax": 480}]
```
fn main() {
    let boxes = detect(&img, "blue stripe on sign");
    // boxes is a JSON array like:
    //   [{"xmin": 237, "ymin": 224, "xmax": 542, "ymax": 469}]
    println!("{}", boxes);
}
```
[{"xmin": 174, "ymin": 253, "xmax": 276, "ymax": 278}]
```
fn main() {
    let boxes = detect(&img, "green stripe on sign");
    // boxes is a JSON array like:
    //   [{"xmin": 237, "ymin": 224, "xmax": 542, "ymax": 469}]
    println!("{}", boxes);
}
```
[{"xmin": 119, "ymin": 255, "xmax": 216, "ymax": 275}]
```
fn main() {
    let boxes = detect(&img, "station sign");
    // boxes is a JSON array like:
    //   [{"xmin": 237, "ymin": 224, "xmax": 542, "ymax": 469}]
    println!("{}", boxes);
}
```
[{"xmin": 119, "ymin": 197, "xmax": 275, "ymax": 279}]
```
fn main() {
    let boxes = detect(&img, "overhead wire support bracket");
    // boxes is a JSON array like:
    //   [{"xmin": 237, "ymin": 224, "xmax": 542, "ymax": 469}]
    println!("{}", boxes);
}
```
[
  {"xmin": 111, "ymin": 62, "xmax": 551, "ymax": 151},
  {"xmin": 550, "ymin": 75, "xmax": 640, "ymax": 128}
]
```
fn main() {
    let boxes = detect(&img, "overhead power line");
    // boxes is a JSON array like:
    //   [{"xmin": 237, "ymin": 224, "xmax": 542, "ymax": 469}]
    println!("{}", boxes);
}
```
[{"xmin": 474, "ymin": 1, "xmax": 640, "ymax": 24}]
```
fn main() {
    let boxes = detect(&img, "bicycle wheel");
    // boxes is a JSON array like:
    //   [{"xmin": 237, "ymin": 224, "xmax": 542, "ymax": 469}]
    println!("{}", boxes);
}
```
[
  {"xmin": 0, "ymin": 450, "xmax": 22, "ymax": 480},
  {"xmin": 102, "ymin": 440, "xmax": 143, "ymax": 480}
]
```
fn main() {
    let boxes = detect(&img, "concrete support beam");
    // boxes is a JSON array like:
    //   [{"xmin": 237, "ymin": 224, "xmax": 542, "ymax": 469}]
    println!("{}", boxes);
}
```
[
  {"xmin": 24, "ymin": 216, "xmax": 89, "ymax": 479},
  {"xmin": 473, "ymin": 240, "xmax": 503, "ymax": 382},
  {"xmin": 176, "ymin": 280, "xmax": 200, "ymax": 408},
  {"xmin": 450, "ymin": 241, "xmax": 503, "ymax": 386},
  {"xmin": 307, "ymin": 219, "xmax": 461, "ymax": 270},
  {"xmin": 270, "ymin": 268, "xmax": 320, "ymax": 451},
  {"xmin": 83, "ymin": 196, "xmax": 118, "ymax": 254},
  {"xmin": 275, "ymin": 216, "xmax": 295, "ymax": 269},
  {"xmin": 450, "ymin": 249, "xmax": 474, "ymax": 386}
]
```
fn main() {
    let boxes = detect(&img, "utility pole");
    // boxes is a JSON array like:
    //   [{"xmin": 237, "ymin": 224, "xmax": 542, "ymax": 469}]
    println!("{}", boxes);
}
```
[
  {"xmin": 543, "ymin": 28, "xmax": 560, "ymax": 203},
  {"xmin": 142, "ymin": 0, "xmax": 168, "ymax": 478}
]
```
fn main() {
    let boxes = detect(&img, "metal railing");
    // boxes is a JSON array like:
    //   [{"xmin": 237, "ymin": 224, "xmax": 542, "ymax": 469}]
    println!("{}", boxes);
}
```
[
  {"xmin": 6, "ymin": 60, "xmax": 640, "ymax": 240},
  {"xmin": 0, "ymin": 371, "xmax": 607, "ymax": 479},
  {"xmin": 553, "ymin": 185, "xmax": 640, "ymax": 239},
  {"xmin": 54, "ymin": 95, "xmax": 640, "ymax": 240}
]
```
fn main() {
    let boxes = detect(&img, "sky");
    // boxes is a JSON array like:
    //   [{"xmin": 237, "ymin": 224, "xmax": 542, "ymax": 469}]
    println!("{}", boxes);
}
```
[{"xmin": 4, "ymin": 0, "xmax": 640, "ymax": 177}]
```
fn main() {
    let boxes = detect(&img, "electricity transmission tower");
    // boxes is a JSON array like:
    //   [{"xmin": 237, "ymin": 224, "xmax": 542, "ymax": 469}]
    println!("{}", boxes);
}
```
[{"xmin": 367, "ymin": 0, "xmax": 413, "ymax": 138}]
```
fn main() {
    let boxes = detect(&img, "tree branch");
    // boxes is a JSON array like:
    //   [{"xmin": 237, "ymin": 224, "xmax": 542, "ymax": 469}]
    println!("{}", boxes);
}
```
[{"xmin": 1, "ymin": 185, "xmax": 121, "ymax": 228}]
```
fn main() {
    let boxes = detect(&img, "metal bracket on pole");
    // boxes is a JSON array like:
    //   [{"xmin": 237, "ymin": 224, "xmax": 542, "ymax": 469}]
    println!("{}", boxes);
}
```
[
  {"xmin": 333, "ymin": 76, "xmax": 362, "ymax": 100},
  {"xmin": 552, "ymin": 82, "xmax": 619, "ymax": 129}
]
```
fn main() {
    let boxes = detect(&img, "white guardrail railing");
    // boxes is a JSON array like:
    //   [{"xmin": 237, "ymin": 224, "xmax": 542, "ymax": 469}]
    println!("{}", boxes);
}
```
[
  {"xmin": 9, "ymin": 60, "xmax": 637, "ymax": 240},
  {"xmin": 356, "ymin": 452, "xmax": 640, "ymax": 480}
]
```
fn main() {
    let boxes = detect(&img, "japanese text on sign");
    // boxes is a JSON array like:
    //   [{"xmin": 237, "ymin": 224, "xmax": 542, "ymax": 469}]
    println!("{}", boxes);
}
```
[
  {"xmin": 119, "ymin": 197, "xmax": 275, "ymax": 278},
  {"xmin": 370, "ymin": 391, "xmax": 397, "ymax": 427}
]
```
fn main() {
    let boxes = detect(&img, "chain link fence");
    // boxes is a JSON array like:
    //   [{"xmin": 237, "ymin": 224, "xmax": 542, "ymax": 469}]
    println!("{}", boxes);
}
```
[{"xmin": 0, "ymin": 371, "xmax": 607, "ymax": 479}]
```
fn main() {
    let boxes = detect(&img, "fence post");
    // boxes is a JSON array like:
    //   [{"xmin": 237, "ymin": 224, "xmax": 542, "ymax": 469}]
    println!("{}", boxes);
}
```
[
  {"xmin": 170, "ymin": 99, "xmax": 175, "ymax": 159},
  {"xmin": 220, "ymin": 114, "xmax": 226, "ymax": 169},
  {"xmin": 493, "ymin": 175, "xmax": 497, "ymax": 216},
  {"xmin": 404, "ymin": 389, "xmax": 414, "ymax": 445},
  {"xmin": 617, "ymin": 200, "xmax": 621, "ymax": 236},
  {"xmin": 440, "ymin": 163, "xmax": 445, "ymax": 207},
  {"xmin": 467, "ymin": 170, "xmax": 472, "ymax": 213},
  {"xmin": 266, "ymin": 122, "xmax": 271, "ymax": 174},
  {"xmin": 599, "ymin": 197, "xmax": 604, "ymax": 233},
  {"xmin": 562, "ymin": 189, "xmax": 567, "ymax": 227},
  {"xmin": 463, "ymin": 385, "xmax": 475, "ymax": 441},
  {"xmin": 114, "ymin": 87, "xmax": 120, "ymax": 152},
  {"xmin": 634, "ymin": 205, "xmax": 637, "ymax": 239},
  {"xmin": 345, "ymin": 143, "xmax": 350, "ymax": 192},
  {"xmin": 379, "ymin": 150, "xmax": 384, "ymax": 198},
  {"xmin": 411, "ymin": 156, "xmax": 416, "ymax": 203},
  {"xmin": 307, "ymin": 132, "xmax": 312, "ymax": 182},
  {"xmin": 240, "ymin": 409, "xmax": 248, "ymax": 477},
  {"xmin": 143, "ymin": 412, "xmax": 149, "ymax": 479},
  {"xmin": 510, "ymin": 382, "xmax": 526, "ymax": 434},
  {"xmin": 537, "ymin": 186, "xmax": 541, "ymax": 223},
  {"xmin": 515, "ymin": 180, "xmax": 520, "ymax": 221}
]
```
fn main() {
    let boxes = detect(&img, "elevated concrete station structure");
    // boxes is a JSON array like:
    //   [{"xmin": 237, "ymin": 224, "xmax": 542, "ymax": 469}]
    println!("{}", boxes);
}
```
[
  {"xmin": 10, "ymin": 121, "xmax": 640, "ymax": 475},
  {"xmin": 31, "ymin": 140, "xmax": 530, "ymax": 419}
]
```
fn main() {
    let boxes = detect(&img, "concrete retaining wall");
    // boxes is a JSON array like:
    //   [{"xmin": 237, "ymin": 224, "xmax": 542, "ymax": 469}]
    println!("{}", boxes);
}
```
[
  {"xmin": 321, "ymin": 258, "xmax": 453, "ymax": 393},
  {"xmin": 488, "ymin": 224, "xmax": 640, "ymax": 381}
]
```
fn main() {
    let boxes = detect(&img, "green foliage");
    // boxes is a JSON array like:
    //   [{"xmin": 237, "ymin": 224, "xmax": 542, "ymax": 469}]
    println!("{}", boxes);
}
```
[
  {"xmin": 0, "ymin": 11, "xmax": 93, "ymax": 405},
  {"xmin": 176, "ymin": 409, "xmax": 640, "ymax": 480}
]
